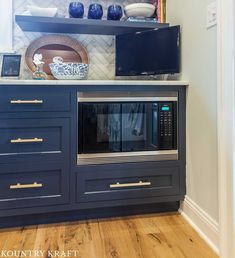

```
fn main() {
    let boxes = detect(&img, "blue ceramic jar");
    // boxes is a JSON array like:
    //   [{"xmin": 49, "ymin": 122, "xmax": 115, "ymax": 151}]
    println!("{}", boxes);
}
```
[
  {"xmin": 69, "ymin": 2, "xmax": 84, "ymax": 18},
  {"xmin": 107, "ymin": 5, "xmax": 123, "ymax": 21},
  {"xmin": 88, "ymin": 4, "xmax": 103, "ymax": 19}
]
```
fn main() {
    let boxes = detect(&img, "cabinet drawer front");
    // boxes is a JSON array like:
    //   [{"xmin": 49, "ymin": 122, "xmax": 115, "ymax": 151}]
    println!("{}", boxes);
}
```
[
  {"xmin": 76, "ymin": 166, "xmax": 180, "ymax": 203},
  {"xmin": 0, "ymin": 88, "xmax": 70, "ymax": 113},
  {"xmin": 0, "ymin": 163, "xmax": 69, "ymax": 210},
  {"xmin": 0, "ymin": 118, "xmax": 69, "ymax": 163}
]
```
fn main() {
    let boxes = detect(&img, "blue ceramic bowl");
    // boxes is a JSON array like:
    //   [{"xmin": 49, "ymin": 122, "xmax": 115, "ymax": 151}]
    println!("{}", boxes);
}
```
[
  {"xmin": 107, "ymin": 5, "xmax": 123, "ymax": 21},
  {"xmin": 88, "ymin": 4, "xmax": 103, "ymax": 19},
  {"xmin": 69, "ymin": 2, "xmax": 84, "ymax": 18}
]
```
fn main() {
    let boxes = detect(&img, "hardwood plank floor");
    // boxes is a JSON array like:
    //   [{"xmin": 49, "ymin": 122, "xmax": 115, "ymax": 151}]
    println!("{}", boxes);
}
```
[{"xmin": 0, "ymin": 213, "xmax": 218, "ymax": 258}]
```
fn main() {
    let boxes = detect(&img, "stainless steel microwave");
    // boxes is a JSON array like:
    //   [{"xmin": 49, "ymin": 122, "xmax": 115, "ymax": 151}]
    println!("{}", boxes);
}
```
[{"xmin": 77, "ymin": 91, "xmax": 178, "ymax": 165}]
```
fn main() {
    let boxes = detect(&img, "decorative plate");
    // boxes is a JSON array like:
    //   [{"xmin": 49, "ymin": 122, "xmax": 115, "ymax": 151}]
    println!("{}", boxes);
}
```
[{"xmin": 25, "ymin": 35, "xmax": 89, "ymax": 79}]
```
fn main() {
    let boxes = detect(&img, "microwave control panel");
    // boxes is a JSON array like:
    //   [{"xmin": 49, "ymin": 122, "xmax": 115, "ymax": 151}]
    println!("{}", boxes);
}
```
[{"xmin": 159, "ymin": 102, "xmax": 176, "ymax": 149}]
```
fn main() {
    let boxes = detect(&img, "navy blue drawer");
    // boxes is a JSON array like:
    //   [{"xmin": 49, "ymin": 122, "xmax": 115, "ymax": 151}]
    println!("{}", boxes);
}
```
[
  {"xmin": 0, "ymin": 163, "xmax": 69, "ymax": 210},
  {"xmin": 0, "ymin": 118, "xmax": 70, "ymax": 163},
  {"xmin": 0, "ymin": 88, "xmax": 70, "ymax": 113},
  {"xmin": 76, "ymin": 165, "xmax": 180, "ymax": 203}
]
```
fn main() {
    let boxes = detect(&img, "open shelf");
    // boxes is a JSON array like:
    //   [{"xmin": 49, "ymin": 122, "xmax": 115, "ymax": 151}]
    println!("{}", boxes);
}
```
[{"xmin": 15, "ymin": 15, "xmax": 169, "ymax": 36}]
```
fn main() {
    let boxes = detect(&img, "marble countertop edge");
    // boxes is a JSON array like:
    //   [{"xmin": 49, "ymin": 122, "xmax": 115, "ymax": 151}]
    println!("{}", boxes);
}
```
[{"xmin": 0, "ymin": 79, "xmax": 189, "ymax": 86}]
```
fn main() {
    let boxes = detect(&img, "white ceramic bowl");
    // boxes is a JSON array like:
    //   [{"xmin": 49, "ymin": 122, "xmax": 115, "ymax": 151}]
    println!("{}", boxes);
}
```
[
  {"xmin": 27, "ymin": 6, "xmax": 58, "ymax": 17},
  {"xmin": 49, "ymin": 62, "xmax": 89, "ymax": 80},
  {"xmin": 124, "ymin": 3, "xmax": 155, "ymax": 18}
]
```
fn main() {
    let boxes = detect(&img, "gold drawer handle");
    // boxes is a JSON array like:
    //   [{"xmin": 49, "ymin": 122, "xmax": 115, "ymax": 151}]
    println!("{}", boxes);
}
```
[
  {"xmin": 110, "ymin": 181, "xmax": 151, "ymax": 189},
  {"xmin": 10, "ymin": 182, "xmax": 43, "ymax": 189},
  {"xmin": 10, "ymin": 138, "xmax": 43, "ymax": 144},
  {"xmin": 10, "ymin": 100, "xmax": 43, "ymax": 104}
]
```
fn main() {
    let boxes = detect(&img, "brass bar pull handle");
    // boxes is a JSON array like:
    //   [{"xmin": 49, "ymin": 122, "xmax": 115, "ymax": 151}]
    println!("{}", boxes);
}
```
[
  {"xmin": 10, "ymin": 182, "xmax": 43, "ymax": 189},
  {"xmin": 110, "ymin": 181, "xmax": 151, "ymax": 189},
  {"xmin": 10, "ymin": 138, "xmax": 43, "ymax": 144},
  {"xmin": 10, "ymin": 100, "xmax": 43, "ymax": 104}
]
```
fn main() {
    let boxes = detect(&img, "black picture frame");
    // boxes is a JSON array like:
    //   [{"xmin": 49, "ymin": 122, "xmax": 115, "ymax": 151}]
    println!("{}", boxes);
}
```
[{"xmin": 1, "ymin": 54, "xmax": 21, "ymax": 77}]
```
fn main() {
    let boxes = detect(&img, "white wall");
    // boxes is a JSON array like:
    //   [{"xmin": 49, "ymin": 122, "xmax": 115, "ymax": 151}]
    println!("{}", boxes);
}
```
[
  {"xmin": 167, "ymin": 0, "xmax": 218, "ymax": 222},
  {"xmin": 0, "ymin": 0, "xmax": 13, "ymax": 53}
]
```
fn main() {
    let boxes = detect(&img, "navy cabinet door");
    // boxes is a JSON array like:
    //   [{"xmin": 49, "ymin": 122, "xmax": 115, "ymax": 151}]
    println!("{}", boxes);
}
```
[
  {"xmin": 0, "ymin": 88, "xmax": 71, "ymax": 113},
  {"xmin": 0, "ymin": 162, "xmax": 69, "ymax": 210},
  {"xmin": 0, "ymin": 118, "xmax": 70, "ymax": 163},
  {"xmin": 76, "ymin": 164, "xmax": 180, "ymax": 203}
]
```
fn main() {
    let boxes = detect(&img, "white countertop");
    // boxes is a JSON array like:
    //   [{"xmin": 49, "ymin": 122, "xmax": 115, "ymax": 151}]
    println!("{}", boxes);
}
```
[{"xmin": 0, "ymin": 79, "xmax": 189, "ymax": 86}]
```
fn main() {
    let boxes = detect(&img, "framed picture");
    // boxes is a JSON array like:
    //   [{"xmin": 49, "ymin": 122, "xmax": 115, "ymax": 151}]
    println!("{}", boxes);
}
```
[{"xmin": 1, "ymin": 54, "xmax": 21, "ymax": 77}]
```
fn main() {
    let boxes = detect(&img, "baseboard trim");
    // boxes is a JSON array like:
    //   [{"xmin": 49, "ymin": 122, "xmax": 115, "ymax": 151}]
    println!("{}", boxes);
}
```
[
  {"xmin": 0, "ymin": 202, "xmax": 179, "ymax": 229},
  {"xmin": 179, "ymin": 196, "xmax": 219, "ymax": 255}
]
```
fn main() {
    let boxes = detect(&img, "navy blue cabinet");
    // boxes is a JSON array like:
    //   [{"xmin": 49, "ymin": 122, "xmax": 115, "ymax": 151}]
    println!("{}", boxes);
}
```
[
  {"xmin": 0, "ymin": 118, "xmax": 70, "ymax": 163},
  {"xmin": 0, "ymin": 87, "xmax": 71, "ymax": 113},
  {"xmin": 76, "ymin": 163, "xmax": 180, "ymax": 204},
  {"xmin": 0, "ymin": 86, "xmax": 71, "ymax": 220},
  {"xmin": 0, "ymin": 162, "xmax": 69, "ymax": 210},
  {"xmin": 0, "ymin": 84, "xmax": 186, "ymax": 228}
]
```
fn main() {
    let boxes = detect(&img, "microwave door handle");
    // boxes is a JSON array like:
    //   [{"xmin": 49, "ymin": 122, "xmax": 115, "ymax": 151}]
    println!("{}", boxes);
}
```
[{"xmin": 150, "ymin": 104, "xmax": 158, "ymax": 148}]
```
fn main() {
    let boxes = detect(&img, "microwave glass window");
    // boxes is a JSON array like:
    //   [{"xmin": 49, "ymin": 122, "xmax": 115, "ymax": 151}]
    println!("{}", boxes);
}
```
[
  {"xmin": 78, "ymin": 101, "xmax": 177, "ymax": 154},
  {"xmin": 121, "ymin": 103, "xmax": 147, "ymax": 152},
  {"xmin": 96, "ymin": 104, "xmax": 121, "ymax": 152}
]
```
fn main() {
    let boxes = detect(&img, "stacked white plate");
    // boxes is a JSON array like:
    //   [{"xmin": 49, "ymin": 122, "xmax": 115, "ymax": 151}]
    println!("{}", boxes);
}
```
[
  {"xmin": 124, "ymin": 3, "xmax": 156, "ymax": 18},
  {"xmin": 27, "ymin": 6, "xmax": 58, "ymax": 17}
]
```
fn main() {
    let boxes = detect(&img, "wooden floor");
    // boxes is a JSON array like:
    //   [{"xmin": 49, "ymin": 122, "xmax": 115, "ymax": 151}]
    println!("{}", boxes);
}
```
[{"xmin": 0, "ymin": 213, "xmax": 218, "ymax": 258}]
